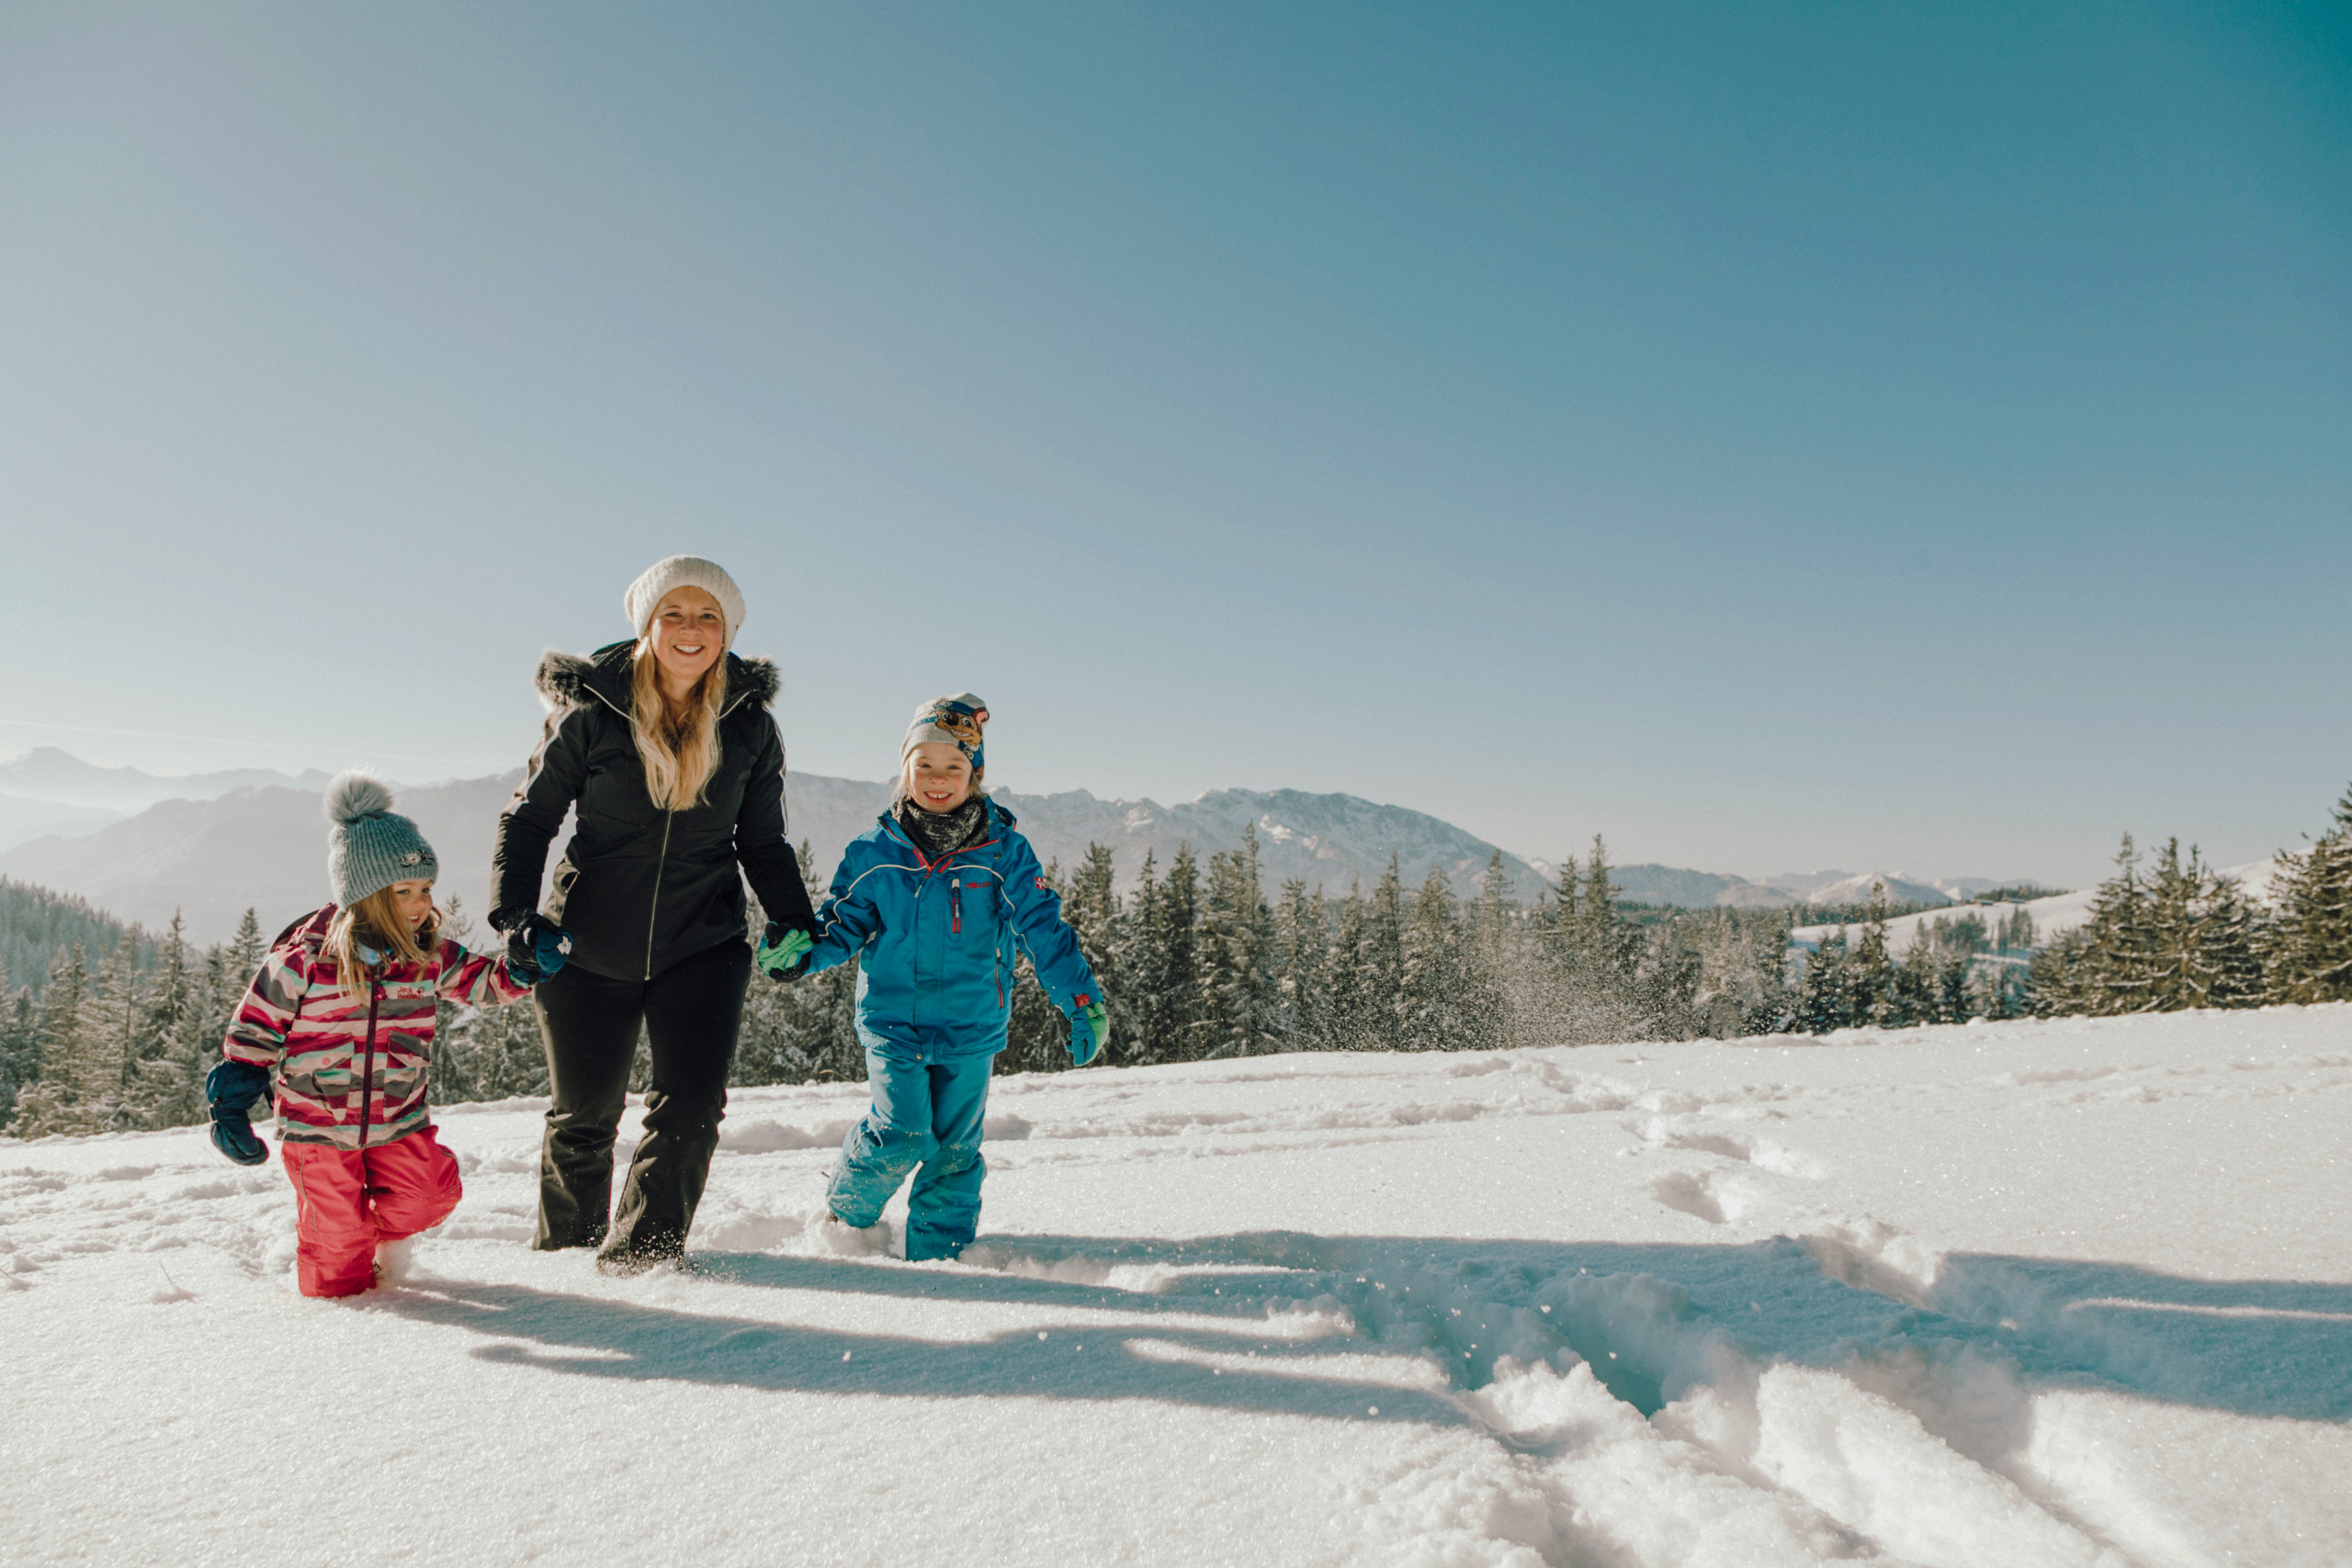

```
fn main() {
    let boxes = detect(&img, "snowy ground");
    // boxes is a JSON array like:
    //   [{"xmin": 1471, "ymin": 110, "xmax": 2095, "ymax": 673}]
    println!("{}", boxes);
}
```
[{"xmin": 5, "ymin": 1008, "xmax": 2349, "ymax": 1568}]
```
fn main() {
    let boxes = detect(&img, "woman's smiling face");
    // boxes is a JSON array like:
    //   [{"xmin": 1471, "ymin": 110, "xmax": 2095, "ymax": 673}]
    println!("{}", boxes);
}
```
[{"xmin": 648, "ymin": 587, "xmax": 726, "ymax": 691}]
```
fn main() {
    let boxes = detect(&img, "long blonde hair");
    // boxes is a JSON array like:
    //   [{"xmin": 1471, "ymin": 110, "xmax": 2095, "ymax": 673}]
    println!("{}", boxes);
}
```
[
  {"xmin": 324, "ymin": 886, "xmax": 440, "ymax": 996},
  {"xmin": 630, "ymin": 642, "xmax": 727, "ymax": 810}
]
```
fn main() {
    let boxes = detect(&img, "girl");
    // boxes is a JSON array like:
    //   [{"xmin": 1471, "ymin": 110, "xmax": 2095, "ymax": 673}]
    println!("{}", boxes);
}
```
[
  {"xmin": 776, "ymin": 694, "xmax": 1107, "ymax": 1261},
  {"xmin": 492, "ymin": 555, "xmax": 819, "ymax": 1274},
  {"xmin": 207, "ymin": 773, "xmax": 566, "ymax": 1298}
]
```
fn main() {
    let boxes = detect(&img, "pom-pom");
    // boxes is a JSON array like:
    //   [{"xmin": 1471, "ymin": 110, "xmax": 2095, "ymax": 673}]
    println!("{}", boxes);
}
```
[{"xmin": 323, "ymin": 770, "xmax": 395, "ymax": 825}]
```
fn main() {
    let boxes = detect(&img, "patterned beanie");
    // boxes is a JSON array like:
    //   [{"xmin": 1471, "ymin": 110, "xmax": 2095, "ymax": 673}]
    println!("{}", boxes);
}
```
[
  {"xmin": 902, "ymin": 694, "xmax": 989, "ymax": 779},
  {"xmin": 624, "ymin": 555, "xmax": 746, "ymax": 646},
  {"xmin": 323, "ymin": 772, "xmax": 438, "ymax": 908}
]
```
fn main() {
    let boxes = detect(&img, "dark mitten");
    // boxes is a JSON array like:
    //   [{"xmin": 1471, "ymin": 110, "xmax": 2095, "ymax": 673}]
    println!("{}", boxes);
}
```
[
  {"xmin": 502, "ymin": 912, "xmax": 571, "ymax": 984},
  {"xmin": 205, "ymin": 1060, "xmax": 271, "ymax": 1166}
]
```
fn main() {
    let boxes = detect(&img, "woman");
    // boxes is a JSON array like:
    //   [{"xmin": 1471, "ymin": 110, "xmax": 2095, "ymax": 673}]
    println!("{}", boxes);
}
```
[{"xmin": 491, "ymin": 555, "xmax": 817, "ymax": 1273}]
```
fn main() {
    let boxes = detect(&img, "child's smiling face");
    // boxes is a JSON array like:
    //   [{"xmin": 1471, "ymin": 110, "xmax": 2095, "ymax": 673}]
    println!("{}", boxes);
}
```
[
  {"xmin": 386, "ymin": 878, "xmax": 435, "ymax": 932},
  {"xmin": 648, "ymin": 587, "xmax": 726, "ymax": 693},
  {"xmin": 905, "ymin": 742, "xmax": 974, "ymax": 814}
]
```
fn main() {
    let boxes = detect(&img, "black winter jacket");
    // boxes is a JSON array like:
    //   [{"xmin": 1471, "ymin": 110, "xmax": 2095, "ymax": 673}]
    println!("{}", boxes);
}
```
[{"xmin": 491, "ymin": 643, "xmax": 818, "ymax": 982}]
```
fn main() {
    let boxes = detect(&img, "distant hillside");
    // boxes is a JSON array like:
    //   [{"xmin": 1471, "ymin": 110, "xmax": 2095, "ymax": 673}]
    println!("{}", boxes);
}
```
[
  {"xmin": 0, "ymin": 792, "xmax": 122, "ymax": 855},
  {"xmin": 0, "ymin": 747, "xmax": 2033, "ymax": 941},
  {"xmin": 1789, "ymin": 859, "xmax": 2282, "ymax": 956},
  {"xmin": 0, "ymin": 878, "xmax": 153, "ymax": 998},
  {"xmin": 1606, "ymin": 864, "xmax": 1968, "ymax": 910},
  {"xmin": 0, "ymin": 747, "xmax": 329, "ymax": 816},
  {"xmin": 0, "ymin": 771, "xmax": 1547, "ymax": 945},
  {"xmin": 0, "ymin": 775, "xmax": 523, "ymax": 945}
]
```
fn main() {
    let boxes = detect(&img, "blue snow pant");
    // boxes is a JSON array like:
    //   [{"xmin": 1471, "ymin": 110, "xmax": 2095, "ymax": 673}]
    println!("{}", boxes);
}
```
[{"xmin": 826, "ymin": 1029, "xmax": 995, "ymax": 1262}]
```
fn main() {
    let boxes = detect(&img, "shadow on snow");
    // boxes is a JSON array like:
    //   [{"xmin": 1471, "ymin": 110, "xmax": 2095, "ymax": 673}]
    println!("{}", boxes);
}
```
[{"xmin": 380, "ymin": 1231, "xmax": 2352, "ymax": 1427}]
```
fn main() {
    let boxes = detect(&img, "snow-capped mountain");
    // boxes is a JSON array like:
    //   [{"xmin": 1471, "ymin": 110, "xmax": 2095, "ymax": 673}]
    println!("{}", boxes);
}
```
[
  {"xmin": 0, "ymin": 748, "xmax": 2028, "ymax": 945},
  {"xmin": 0, "ymin": 767, "xmax": 1551, "ymax": 946},
  {"xmin": 1602, "ymin": 866, "xmax": 1987, "ymax": 910},
  {"xmin": 1769, "ymin": 870, "xmax": 1955, "ymax": 908}
]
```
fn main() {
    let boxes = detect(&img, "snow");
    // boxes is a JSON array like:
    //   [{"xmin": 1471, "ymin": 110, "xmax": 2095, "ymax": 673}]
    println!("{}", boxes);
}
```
[{"xmin": 5, "ymin": 1006, "xmax": 2348, "ymax": 1566}]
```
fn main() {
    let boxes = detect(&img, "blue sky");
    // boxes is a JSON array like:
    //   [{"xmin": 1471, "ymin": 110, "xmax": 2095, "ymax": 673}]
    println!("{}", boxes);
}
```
[{"xmin": 2, "ymin": 3, "xmax": 2346, "ymax": 886}]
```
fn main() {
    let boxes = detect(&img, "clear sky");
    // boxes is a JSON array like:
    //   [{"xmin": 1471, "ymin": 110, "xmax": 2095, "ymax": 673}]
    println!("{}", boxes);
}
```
[{"xmin": 2, "ymin": 3, "xmax": 2346, "ymax": 886}]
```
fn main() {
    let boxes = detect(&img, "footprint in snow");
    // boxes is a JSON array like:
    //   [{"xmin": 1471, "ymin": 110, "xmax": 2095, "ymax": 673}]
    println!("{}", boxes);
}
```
[{"xmin": 1651, "ymin": 1170, "xmax": 1728, "ymax": 1225}]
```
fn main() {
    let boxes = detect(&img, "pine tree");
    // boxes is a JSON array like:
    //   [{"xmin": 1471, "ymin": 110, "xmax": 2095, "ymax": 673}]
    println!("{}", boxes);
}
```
[
  {"xmin": 1789, "ymin": 927, "xmax": 1853, "ymax": 1035},
  {"xmin": 1548, "ymin": 839, "xmax": 1646, "ymax": 1043},
  {"xmin": 2139, "ymin": 840, "xmax": 2264, "ymax": 1011},
  {"xmin": 1272, "ymin": 879, "xmax": 1329, "ymax": 1052},
  {"xmin": 1401, "ymin": 863, "xmax": 1500, "ymax": 1050},
  {"xmin": 1063, "ymin": 844, "xmax": 1135, "ymax": 1053},
  {"xmin": 2263, "ymin": 784, "xmax": 2352, "ymax": 1004},
  {"xmin": 1686, "ymin": 909, "xmax": 1789, "ymax": 1036},
  {"xmin": 1325, "ymin": 883, "xmax": 1373, "ymax": 1050},
  {"xmin": 1347, "ymin": 856, "xmax": 1408, "ymax": 1051},
  {"xmin": 1151, "ymin": 844, "xmax": 1204, "ymax": 1060},
  {"xmin": 1845, "ymin": 885, "xmax": 1896, "ymax": 1026},
  {"xmin": 129, "ymin": 914, "xmax": 207, "ymax": 1128},
  {"xmin": 1473, "ymin": 852, "xmax": 1512, "ymax": 968},
  {"xmin": 1198, "ymin": 827, "xmax": 1278, "ymax": 1058},
  {"xmin": 85, "ymin": 931, "xmax": 147, "ymax": 1130},
  {"xmin": 0, "ymin": 961, "xmax": 33, "ymax": 1134},
  {"xmin": 12, "ymin": 947, "xmax": 99, "ymax": 1137},
  {"xmin": 1119, "ymin": 853, "xmax": 1170, "ymax": 1063}
]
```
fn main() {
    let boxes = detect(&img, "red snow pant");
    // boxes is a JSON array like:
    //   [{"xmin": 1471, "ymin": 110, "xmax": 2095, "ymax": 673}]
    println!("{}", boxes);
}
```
[{"xmin": 281, "ymin": 1128, "xmax": 462, "ymax": 1298}]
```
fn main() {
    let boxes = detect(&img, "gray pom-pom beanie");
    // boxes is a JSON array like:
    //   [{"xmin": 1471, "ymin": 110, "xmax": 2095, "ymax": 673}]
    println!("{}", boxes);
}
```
[{"xmin": 323, "ymin": 772, "xmax": 439, "ymax": 908}]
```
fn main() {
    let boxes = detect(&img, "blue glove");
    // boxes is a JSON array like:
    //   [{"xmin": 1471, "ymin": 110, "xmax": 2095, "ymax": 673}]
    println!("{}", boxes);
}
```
[
  {"xmin": 205, "ymin": 1060, "xmax": 271, "ymax": 1167},
  {"xmin": 1068, "ymin": 997, "xmax": 1109, "ymax": 1066},
  {"xmin": 756, "ymin": 921, "xmax": 814, "ymax": 981},
  {"xmin": 502, "ymin": 912, "xmax": 571, "ymax": 986}
]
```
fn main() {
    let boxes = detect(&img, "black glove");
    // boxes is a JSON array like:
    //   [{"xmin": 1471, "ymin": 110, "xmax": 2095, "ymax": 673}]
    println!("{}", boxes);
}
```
[
  {"xmin": 205, "ymin": 1060, "xmax": 271, "ymax": 1167},
  {"xmin": 756, "ymin": 920, "xmax": 814, "ymax": 982},
  {"xmin": 501, "ymin": 912, "xmax": 571, "ymax": 985}
]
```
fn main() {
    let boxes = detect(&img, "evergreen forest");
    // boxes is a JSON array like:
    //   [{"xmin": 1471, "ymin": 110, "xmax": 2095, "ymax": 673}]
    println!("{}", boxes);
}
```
[{"xmin": 8, "ymin": 782, "xmax": 2352, "ymax": 1135}]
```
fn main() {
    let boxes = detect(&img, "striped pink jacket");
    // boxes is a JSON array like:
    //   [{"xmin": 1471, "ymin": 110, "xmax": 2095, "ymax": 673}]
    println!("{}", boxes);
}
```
[{"xmin": 222, "ymin": 906, "xmax": 534, "ymax": 1150}]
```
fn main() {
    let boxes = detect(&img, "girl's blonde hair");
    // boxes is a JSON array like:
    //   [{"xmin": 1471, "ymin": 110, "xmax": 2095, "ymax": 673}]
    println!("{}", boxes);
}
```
[
  {"xmin": 324, "ymin": 885, "xmax": 440, "ymax": 995},
  {"xmin": 630, "ymin": 641, "xmax": 727, "ymax": 810}
]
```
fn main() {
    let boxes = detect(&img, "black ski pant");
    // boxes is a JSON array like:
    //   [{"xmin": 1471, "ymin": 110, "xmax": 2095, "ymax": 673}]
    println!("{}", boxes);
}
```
[{"xmin": 532, "ymin": 938, "xmax": 751, "ymax": 1261}]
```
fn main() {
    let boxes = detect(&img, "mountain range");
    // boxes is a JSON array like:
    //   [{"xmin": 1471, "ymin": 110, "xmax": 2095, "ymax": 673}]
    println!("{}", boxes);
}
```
[{"xmin": 0, "ymin": 749, "xmax": 2021, "ymax": 946}]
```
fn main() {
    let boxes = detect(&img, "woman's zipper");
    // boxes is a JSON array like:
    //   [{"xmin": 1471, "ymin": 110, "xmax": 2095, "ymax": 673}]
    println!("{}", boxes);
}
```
[
  {"xmin": 643, "ymin": 806, "xmax": 675, "ymax": 980},
  {"xmin": 358, "ymin": 976, "xmax": 382, "ymax": 1147}
]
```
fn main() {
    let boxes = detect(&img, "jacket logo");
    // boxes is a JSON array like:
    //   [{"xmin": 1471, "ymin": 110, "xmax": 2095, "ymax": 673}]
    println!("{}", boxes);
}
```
[{"xmin": 1034, "ymin": 875, "xmax": 1048, "ymax": 889}]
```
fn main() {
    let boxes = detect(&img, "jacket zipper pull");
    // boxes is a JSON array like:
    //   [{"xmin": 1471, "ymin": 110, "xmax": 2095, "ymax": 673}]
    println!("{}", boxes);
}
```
[{"xmin": 952, "ymin": 879, "xmax": 962, "ymax": 935}]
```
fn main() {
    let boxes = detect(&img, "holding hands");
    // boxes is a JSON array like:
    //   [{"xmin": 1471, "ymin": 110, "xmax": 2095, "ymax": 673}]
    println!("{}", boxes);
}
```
[
  {"xmin": 757, "ymin": 921, "xmax": 815, "ymax": 981},
  {"xmin": 501, "ymin": 912, "xmax": 572, "ymax": 986}
]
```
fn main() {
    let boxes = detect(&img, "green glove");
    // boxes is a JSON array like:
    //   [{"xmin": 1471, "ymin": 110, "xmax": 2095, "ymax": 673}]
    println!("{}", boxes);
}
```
[
  {"xmin": 756, "ymin": 923, "xmax": 815, "ymax": 981},
  {"xmin": 1068, "ymin": 997, "xmax": 1109, "ymax": 1066}
]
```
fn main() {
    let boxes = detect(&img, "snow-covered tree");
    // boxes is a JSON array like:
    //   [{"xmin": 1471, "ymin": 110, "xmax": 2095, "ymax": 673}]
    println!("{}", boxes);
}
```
[
  {"xmin": 2263, "ymin": 784, "xmax": 2352, "ymax": 1004},
  {"xmin": 1198, "ymin": 827, "xmax": 1279, "ymax": 1058}
]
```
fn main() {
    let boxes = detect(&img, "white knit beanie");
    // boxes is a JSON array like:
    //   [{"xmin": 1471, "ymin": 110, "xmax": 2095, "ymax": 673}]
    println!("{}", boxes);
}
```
[{"xmin": 624, "ymin": 556, "xmax": 746, "ymax": 646}]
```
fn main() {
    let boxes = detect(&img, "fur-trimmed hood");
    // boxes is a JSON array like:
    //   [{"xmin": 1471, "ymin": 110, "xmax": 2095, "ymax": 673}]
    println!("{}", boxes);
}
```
[{"xmin": 534, "ymin": 641, "xmax": 779, "ymax": 716}]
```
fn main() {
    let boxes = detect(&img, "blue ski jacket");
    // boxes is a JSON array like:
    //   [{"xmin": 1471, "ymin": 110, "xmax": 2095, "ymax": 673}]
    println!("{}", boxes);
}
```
[{"xmin": 806, "ymin": 798, "xmax": 1100, "ymax": 1058}]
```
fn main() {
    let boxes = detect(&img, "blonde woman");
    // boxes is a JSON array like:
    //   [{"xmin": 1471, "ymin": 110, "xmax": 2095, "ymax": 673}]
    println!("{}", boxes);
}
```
[{"xmin": 492, "ymin": 556, "xmax": 817, "ymax": 1274}]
